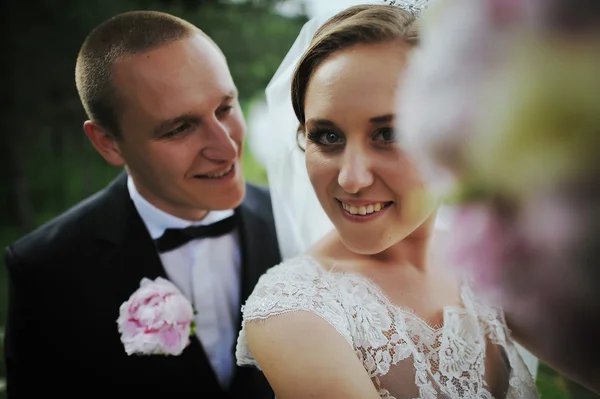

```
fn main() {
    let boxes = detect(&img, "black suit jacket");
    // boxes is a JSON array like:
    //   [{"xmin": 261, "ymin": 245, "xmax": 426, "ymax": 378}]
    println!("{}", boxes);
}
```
[{"xmin": 3, "ymin": 172, "xmax": 281, "ymax": 398}]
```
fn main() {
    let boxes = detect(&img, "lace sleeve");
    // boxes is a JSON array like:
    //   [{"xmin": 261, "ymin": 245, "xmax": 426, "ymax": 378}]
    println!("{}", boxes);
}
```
[{"xmin": 235, "ymin": 256, "xmax": 354, "ymax": 368}]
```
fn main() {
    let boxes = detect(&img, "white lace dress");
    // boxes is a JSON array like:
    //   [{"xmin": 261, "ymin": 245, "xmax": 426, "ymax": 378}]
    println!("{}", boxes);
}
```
[{"xmin": 236, "ymin": 255, "xmax": 539, "ymax": 398}]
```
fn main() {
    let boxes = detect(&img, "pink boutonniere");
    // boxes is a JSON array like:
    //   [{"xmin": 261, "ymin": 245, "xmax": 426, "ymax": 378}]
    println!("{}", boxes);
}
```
[{"xmin": 117, "ymin": 277, "xmax": 196, "ymax": 356}]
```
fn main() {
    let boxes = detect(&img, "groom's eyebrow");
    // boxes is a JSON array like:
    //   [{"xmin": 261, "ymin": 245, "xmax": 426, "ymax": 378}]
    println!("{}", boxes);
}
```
[{"xmin": 222, "ymin": 88, "xmax": 238, "ymax": 103}]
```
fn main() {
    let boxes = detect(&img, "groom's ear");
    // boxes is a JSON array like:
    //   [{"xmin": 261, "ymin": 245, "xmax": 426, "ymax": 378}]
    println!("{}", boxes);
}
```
[{"xmin": 83, "ymin": 120, "xmax": 126, "ymax": 167}]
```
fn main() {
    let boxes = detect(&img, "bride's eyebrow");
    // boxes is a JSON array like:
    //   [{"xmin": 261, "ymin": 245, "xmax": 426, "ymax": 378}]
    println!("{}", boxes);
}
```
[
  {"xmin": 305, "ymin": 118, "xmax": 339, "ymax": 130},
  {"xmin": 369, "ymin": 114, "xmax": 395, "ymax": 123}
]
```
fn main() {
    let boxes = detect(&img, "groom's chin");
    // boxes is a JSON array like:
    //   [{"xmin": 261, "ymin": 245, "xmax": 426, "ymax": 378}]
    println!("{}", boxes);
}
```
[
  {"xmin": 206, "ymin": 182, "xmax": 246, "ymax": 211},
  {"xmin": 190, "ymin": 163, "xmax": 246, "ymax": 210}
]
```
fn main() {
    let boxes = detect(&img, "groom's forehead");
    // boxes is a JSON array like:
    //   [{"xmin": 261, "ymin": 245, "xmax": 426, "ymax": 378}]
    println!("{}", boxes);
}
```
[
  {"xmin": 111, "ymin": 40, "xmax": 237, "ymax": 130},
  {"xmin": 115, "ymin": 31, "xmax": 226, "ymax": 69},
  {"xmin": 113, "ymin": 33, "xmax": 232, "ymax": 90}
]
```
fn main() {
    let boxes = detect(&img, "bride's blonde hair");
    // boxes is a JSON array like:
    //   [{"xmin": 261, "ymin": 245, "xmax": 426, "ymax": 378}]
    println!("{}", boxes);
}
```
[{"xmin": 291, "ymin": 4, "xmax": 420, "ymax": 131}]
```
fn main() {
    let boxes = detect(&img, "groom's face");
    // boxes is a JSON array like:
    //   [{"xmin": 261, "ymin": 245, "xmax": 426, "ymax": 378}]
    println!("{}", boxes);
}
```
[{"xmin": 111, "ymin": 32, "xmax": 246, "ymax": 220}]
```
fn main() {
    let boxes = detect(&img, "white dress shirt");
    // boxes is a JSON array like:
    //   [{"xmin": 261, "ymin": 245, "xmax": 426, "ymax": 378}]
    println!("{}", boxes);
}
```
[{"xmin": 127, "ymin": 176, "xmax": 241, "ymax": 389}]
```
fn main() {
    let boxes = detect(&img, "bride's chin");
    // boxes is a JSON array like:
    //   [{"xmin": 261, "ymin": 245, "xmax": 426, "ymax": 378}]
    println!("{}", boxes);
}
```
[{"xmin": 339, "ymin": 235, "xmax": 394, "ymax": 256}]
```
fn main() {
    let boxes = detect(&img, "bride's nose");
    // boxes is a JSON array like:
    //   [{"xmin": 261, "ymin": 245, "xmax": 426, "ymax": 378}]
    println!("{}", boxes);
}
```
[{"xmin": 337, "ymin": 146, "xmax": 374, "ymax": 194}]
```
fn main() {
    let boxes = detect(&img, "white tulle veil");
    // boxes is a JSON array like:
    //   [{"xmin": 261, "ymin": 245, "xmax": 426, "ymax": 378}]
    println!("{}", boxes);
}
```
[{"xmin": 248, "ymin": 0, "xmax": 538, "ymax": 379}]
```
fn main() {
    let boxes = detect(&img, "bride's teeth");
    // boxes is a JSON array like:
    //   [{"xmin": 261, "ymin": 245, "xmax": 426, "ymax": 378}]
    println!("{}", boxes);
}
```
[{"xmin": 342, "ymin": 202, "xmax": 388, "ymax": 216}]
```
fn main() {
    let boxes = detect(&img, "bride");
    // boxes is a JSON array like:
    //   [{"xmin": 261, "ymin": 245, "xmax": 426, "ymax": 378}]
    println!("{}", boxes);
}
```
[{"xmin": 237, "ymin": 3, "xmax": 539, "ymax": 398}]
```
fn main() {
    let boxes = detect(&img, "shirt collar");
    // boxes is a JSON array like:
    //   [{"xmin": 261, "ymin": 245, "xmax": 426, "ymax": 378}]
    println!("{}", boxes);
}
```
[{"xmin": 127, "ymin": 174, "xmax": 234, "ymax": 240}]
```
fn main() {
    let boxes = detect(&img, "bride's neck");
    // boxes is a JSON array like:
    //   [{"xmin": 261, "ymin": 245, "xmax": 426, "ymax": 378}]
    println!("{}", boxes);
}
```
[
  {"xmin": 318, "ymin": 213, "xmax": 437, "ymax": 273},
  {"xmin": 368, "ymin": 217, "xmax": 435, "ymax": 272}
]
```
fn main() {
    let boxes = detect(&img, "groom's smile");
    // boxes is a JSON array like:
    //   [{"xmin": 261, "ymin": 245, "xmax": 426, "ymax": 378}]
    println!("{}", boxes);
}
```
[{"xmin": 194, "ymin": 163, "xmax": 237, "ymax": 180}]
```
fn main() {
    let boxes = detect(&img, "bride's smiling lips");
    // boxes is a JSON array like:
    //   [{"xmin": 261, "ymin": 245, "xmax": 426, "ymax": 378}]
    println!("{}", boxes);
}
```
[{"xmin": 336, "ymin": 198, "xmax": 394, "ymax": 222}]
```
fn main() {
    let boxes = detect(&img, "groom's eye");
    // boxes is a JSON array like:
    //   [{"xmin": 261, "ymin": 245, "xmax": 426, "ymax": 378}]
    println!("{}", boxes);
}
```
[
  {"xmin": 163, "ymin": 123, "xmax": 191, "ymax": 139},
  {"xmin": 217, "ymin": 105, "xmax": 233, "ymax": 116}
]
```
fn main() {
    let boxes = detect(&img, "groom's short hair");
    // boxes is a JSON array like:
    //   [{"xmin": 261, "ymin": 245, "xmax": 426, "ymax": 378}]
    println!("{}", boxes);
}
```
[{"xmin": 75, "ymin": 11, "xmax": 217, "ymax": 139}]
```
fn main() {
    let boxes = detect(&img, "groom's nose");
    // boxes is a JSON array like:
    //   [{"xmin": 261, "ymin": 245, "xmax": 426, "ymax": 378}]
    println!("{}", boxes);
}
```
[{"xmin": 200, "ymin": 116, "xmax": 238, "ymax": 162}]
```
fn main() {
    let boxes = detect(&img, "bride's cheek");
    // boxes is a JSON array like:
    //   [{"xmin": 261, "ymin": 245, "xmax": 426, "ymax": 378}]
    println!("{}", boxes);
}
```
[{"xmin": 307, "ymin": 153, "xmax": 331, "ymax": 176}]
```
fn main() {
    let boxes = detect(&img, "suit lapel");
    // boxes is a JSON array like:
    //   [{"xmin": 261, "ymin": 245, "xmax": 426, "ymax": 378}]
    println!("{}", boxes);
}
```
[
  {"xmin": 94, "ymin": 172, "xmax": 169, "ymax": 301},
  {"xmin": 229, "ymin": 185, "xmax": 280, "ymax": 398},
  {"xmin": 235, "ymin": 186, "xmax": 281, "ymax": 309},
  {"xmin": 119, "ymin": 198, "xmax": 168, "ymax": 284},
  {"xmin": 95, "ymin": 176, "xmax": 278, "ymax": 397},
  {"xmin": 237, "ymin": 206, "xmax": 268, "ymax": 305},
  {"xmin": 96, "ymin": 175, "xmax": 278, "ymax": 308},
  {"xmin": 93, "ymin": 171, "xmax": 223, "ymax": 394}
]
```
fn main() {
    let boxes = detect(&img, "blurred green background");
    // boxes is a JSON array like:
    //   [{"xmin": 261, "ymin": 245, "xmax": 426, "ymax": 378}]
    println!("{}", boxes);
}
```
[{"xmin": 0, "ymin": 0, "xmax": 597, "ymax": 397}]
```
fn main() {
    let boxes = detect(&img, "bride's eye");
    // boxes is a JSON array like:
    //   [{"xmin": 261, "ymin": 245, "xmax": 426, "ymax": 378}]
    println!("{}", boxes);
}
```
[
  {"xmin": 373, "ymin": 127, "xmax": 396, "ymax": 144},
  {"xmin": 307, "ymin": 129, "xmax": 345, "ymax": 146}
]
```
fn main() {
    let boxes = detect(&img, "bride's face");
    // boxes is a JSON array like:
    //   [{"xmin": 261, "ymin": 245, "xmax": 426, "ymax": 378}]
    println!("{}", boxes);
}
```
[{"xmin": 304, "ymin": 41, "xmax": 437, "ymax": 255}]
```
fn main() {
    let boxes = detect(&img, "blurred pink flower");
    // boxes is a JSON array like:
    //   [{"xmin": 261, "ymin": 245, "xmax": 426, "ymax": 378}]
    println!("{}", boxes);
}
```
[
  {"xmin": 397, "ymin": 0, "xmax": 529, "ymax": 196},
  {"xmin": 117, "ymin": 277, "xmax": 194, "ymax": 356},
  {"xmin": 399, "ymin": 0, "xmax": 600, "ymax": 388},
  {"xmin": 446, "ymin": 203, "xmax": 507, "ymax": 290}
]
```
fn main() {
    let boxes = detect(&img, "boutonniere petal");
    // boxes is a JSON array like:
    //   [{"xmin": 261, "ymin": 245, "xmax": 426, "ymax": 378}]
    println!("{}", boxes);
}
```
[{"xmin": 117, "ymin": 277, "xmax": 195, "ymax": 356}]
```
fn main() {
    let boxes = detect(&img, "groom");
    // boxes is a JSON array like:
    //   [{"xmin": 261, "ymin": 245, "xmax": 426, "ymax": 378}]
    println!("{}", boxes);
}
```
[{"xmin": 3, "ymin": 10, "xmax": 280, "ymax": 398}]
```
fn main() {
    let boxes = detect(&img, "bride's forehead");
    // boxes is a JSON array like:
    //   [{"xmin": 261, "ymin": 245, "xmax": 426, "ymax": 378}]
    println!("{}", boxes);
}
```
[
  {"xmin": 306, "ymin": 45, "xmax": 407, "ymax": 90},
  {"xmin": 316, "ymin": 42, "xmax": 406, "ymax": 68},
  {"xmin": 305, "ymin": 68, "xmax": 401, "ymax": 116}
]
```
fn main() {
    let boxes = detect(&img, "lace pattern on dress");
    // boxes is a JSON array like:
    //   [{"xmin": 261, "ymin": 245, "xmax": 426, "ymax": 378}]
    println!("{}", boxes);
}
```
[
  {"xmin": 236, "ymin": 255, "xmax": 538, "ymax": 398},
  {"xmin": 236, "ymin": 256, "xmax": 353, "ymax": 369}
]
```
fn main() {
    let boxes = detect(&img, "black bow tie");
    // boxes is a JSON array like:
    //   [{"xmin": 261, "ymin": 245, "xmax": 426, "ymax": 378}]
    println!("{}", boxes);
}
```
[{"xmin": 155, "ymin": 215, "xmax": 237, "ymax": 253}]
